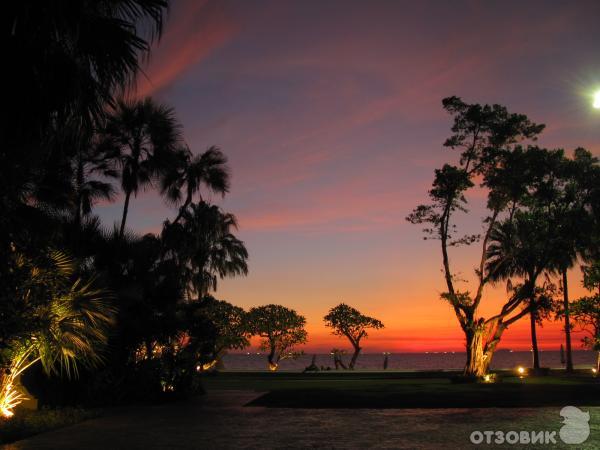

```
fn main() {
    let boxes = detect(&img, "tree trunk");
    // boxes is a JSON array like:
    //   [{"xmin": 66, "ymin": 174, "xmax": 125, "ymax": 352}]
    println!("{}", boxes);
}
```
[
  {"xmin": 173, "ymin": 197, "xmax": 191, "ymax": 224},
  {"xmin": 562, "ymin": 269, "xmax": 574, "ymax": 373},
  {"xmin": 349, "ymin": 344, "xmax": 361, "ymax": 370},
  {"xmin": 119, "ymin": 190, "xmax": 132, "ymax": 238},
  {"xmin": 530, "ymin": 305, "xmax": 540, "ymax": 370},
  {"xmin": 267, "ymin": 346, "xmax": 278, "ymax": 371},
  {"xmin": 596, "ymin": 351, "xmax": 600, "ymax": 377},
  {"xmin": 75, "ymin": 154, "xmax": 84, "ymax": 231},
  {"xmin": 464, "ymin": 328, "xmax": 489, "ymax": 377},
  {"xmin": 74, "ymin": 202, "xmax": 81, "ymax": 231},
  {"xmin": 333, "ymin": 352, "xmax": 347, "ymax": 370}
]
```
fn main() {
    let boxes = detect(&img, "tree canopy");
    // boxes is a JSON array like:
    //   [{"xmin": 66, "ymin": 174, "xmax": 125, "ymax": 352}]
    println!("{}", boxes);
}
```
[
  {"xmin": 406, "ymin": 96, "xmax": 599, "ymax": 377},
  {"xmin": 247, "ymin": 305, "xmax": 307, "ymax": 371},
  {"xmin": 324, "ymin": 303, "xmax": 384, "ymax": 369}
]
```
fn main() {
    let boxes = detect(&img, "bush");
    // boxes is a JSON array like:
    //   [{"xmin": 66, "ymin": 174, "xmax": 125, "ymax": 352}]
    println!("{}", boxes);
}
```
[{"xmin": 0, "ymin": 407, "xmax": 99, "ymax": 445}]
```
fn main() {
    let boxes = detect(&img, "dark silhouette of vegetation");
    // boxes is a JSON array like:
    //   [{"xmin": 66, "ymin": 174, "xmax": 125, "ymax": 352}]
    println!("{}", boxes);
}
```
[
  {"xmin": 567, "ymin": 260, "xmax": 600, "ymax": 373},
  {"xmin": 161, "ymin": 146, "xmax": 230, "ymax": 224},
  {"xmin": 552, "ymin": 148, "xmax": 600, "ymax": 372},
  {"xmin": 331, "ymin": 349, "xmax": 348, "ymax": 370},
  {"xmin": 102, "ymin": 97, "xmax": 183, "ymax": 238},
  {"xmin": 162, "ymin": 202, "xmax": 249, "ymax": 298},
  {"xmin": 485, "ymin": 211, "xmax": 558, "ymax": 370},
  {"xmin": 0, "ymin": 1, "xmax": 254, "ymax": 416},
  {"xmin": 190, "ymin": 296, "xmax": 251, "ymax": 371},
  {"xmin": 324, "ymin": 304, "xmax": 384, "ymax": 369},
  {"xmin": 247, "ymin": 305, "xmax": 308, "ymax": 371},
  {"xmin": 408, "ymin": 97, "xmax": 600, "ymax": 377}
]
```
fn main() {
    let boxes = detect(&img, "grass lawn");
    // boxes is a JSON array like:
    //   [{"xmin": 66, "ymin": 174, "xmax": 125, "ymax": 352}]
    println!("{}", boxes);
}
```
[
  {"xmin": 0, "ymin": 407, "xmax": 100, "ymax": 445},
  {"xmin": 201, "ymin": 370, "xmax": 600, "ymax": 409},
  {"xmin": 4, "ymin": 373, "xmax": 600, "ymax": 448}
]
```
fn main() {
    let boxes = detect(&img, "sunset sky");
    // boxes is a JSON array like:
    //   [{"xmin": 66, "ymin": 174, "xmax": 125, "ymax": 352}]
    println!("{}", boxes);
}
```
[{"xmin": 97, "ymin": 0, "xmax": 600, "ymax": 353}]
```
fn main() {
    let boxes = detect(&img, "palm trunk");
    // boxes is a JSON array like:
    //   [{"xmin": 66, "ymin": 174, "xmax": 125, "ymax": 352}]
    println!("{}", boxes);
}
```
[
  {"xmin": 74, "ymin": 154, "xmax": 84, "ymax": 231},
  {"xmin": 349, "ymin": 344, "xmax": 361, "ymax": 370},
  {"xmin": 173, "ymin": 197, "xmax": 191, "ymax": 224},
  {"xmin": 562, "ymin": 268, "xmax": 574, "ymax": 373},
  {"xmin": 74, "ymin": 202, "xmax": 81, "ymax": 231},
  {"xmin": 596, "ymin": 352, "xmax": 600, "ymax": 377},
  {"xmin": 119, "ymin": 190, "xmax": 132, "ymax": 238},
  {"xmin": 530, "ymin": 305, "xmax": 540, "ymax": 370}
]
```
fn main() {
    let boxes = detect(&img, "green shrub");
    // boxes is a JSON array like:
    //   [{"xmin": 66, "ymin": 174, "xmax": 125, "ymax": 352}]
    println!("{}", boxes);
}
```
[{"xmin": 0, "ymin": 407, "xmax": 99, "ymax": 445}]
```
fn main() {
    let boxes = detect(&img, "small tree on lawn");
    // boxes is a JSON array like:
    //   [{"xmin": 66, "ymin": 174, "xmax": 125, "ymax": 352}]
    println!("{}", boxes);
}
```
[
  {"xmin": 324, "ymin": 303, "xmax": 384, "ymax": 369},
  {"xmin": 247, "ymin": 305, "xmax": 307, "ymax": 371},
  {"xmin": 190, "ymin": 296, "xmax": 250, "ymax": 371}
]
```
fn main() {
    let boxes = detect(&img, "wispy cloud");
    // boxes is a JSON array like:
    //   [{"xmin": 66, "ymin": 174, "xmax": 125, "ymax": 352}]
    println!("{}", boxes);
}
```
[{"xmin": 136, "ymin": 0, "xmax": 237, "ymax": 98}]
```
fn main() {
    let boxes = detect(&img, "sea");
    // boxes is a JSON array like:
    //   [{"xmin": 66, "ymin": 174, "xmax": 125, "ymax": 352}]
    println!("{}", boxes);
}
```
[{"xmin": 221, "ymin": 350, "xmax": 597, "ymax": 371}]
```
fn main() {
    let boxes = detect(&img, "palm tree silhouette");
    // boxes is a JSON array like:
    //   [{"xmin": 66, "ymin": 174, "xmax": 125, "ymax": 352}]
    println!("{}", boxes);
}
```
[
  {"xmin": 103, "ymin": 97, "xmax": 182, "ymax": 238},
  {"xmin": 4, "ymin": 1, "xmax": 168, "ymax": 220},
  {"xmin": 161, "ymin": 146, "xmax": 230, "ymax": 224},
  {"xmin": 72, "ymin": 133, "xmax": 119, "ymax": 229},
  {"xmin": 162, "ymin": 202, "xmax": 248, "ymax": 298},
  {"xmin": 486, "ymin": 212, "xmax": 554, "ymax": 370},
  {"xmin": 551, "ymin": 214, "xmax": 580, "ymax": 373}
]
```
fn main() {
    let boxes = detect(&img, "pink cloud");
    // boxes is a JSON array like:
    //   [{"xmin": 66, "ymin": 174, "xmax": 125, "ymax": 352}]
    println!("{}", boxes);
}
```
[{"xmin": 136, "ymin": 0, "xmax": 237, "ymax": 98}]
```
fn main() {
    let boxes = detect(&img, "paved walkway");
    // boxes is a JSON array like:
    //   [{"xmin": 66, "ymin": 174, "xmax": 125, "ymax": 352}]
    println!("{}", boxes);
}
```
[{"xmin": 4, "ymin": 391, "xmax": 598, "ymax": 449}]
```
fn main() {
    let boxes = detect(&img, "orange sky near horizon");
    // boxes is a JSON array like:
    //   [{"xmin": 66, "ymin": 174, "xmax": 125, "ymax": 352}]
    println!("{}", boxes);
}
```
[{"xmin": 96, "ymin": 0, "xmax": 600, "ymax": 355}]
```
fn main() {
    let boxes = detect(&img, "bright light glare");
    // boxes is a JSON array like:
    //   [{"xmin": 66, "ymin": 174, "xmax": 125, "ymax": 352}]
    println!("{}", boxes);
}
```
[
  {"xmin": 593, "ymin": 90, "xmax": 600, "ymax": 109},
  {"xmin": 517, "ymin": 366, "xmax": 525, "ymax": 375}
]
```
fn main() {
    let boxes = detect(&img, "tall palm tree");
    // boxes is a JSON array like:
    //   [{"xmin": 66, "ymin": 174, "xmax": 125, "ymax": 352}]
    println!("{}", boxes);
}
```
[
  {"xmin": 72, "ymin": 134, "xmax": 119, "ymax": 230},
  {"xmin": 4, "ymin": 0, "xmax": 168, "ymax": 234},
  {"xmin": 550, "ymin": 210, "xmax": 581, "ymax": 373},
  {"xmin": 7, "ymin": 0, "xmax": 167, "ymax": 133},
  {"xmin": 161, "ymin": 146, "xmax": 230, "ymax": 224},
  {"xmin": 551, "ymin": 148, "xmax": 600, "ymax": 372},
  {"xmin": 486, "ymin": 212, "xmax": 553, "ymax": 370},
  {"xmin": 162, "ymin": 202, "xmax": 248, "ymax": 298},
  {"xmin": 103, "ymin": 97, "xmax": 182, "ymax": 238}
]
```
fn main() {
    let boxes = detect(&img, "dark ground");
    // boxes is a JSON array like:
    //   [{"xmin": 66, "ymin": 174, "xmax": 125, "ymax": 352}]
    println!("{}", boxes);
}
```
[{"xmin": 4, "ymin": 371, "xmax": 600, "ymax": 449}]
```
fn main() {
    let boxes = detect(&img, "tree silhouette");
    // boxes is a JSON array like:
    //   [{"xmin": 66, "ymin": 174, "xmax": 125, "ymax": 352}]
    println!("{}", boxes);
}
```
[
  {"xmin": 161, "ymin": 146, "xmax": 230, "ymax": 224},
  {"xmin": 486, "ymin": 212, "xmax": 557, "ymax": 370},
  {"xmin": 71, "ymin": 132, "xmax": 118, "ymax": 230},
  {"xmin": 102, "ymin": 97, "xmax": 182, "ymax": 238},
  {"xmin": 408, "ymin": 97, "xmax": 548, "ymax": 377},
  {"xmin": 188, "ymin": 296, "xmax": 250, "ymax": 370},
  {"xmin": 3, "ymin": 0, "xmax": 168, "ymax": 257},
  {"xmin": 247, "ymin": 305, "xmax": 307, "ymax": 371},
  {"xmin": 162, "ymin": 202, "xmax": 248, "ymax": 298},
  {"xmin": 550, "ymin": 148, "xmax": 600, "ymax": 372},
  {"xmin": 324, "ymin": 303, "xmax": 384, "ymax": 369},
  {"xmin": 569, "ymin": 263, "xmax": 600, "ymax": 373}
]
